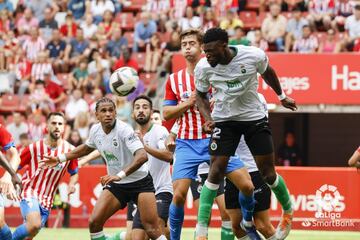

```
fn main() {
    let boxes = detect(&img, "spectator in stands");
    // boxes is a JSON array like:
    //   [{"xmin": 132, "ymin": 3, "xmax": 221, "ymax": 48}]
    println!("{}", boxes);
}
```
[
  {"xmin": 285, "ymin": 6, "xmax": 309, "ymax": 52},
  {"xmin": 22, "ymin": 27, "xmax": 45, "ymax": 62},
  {"xmin": 59, "ymin": 12, "xmax": 78, "ymax": 39},
  {"xmin": 65, "ymin": 89, "xmax": 89, "ymax": 126},
  {"xmin": 16, "ymin": 7, "xmax": 39, "ymax": 35},
  {"xmin": 202, "ymin": 8, "xmax": 218, "ymax": 32},
  {"xmin": 98, "ymin": 10, "xmax": 119, "ymax": 39},
  {"xmin": 133, "ymin": 11, "xmax": 157, "ymax": 52},
  {"xmin": 332, "ymin": 0, "xmax": 353, "ymax": 32},
  {"xmin": 114, "ymin": 96, "xmax": 132, "ymax": 125},
  {"xmin": 74, "ymin": 111, "xmax": 91, "ymax": 141},
  {"xmin": 28, "ymin": 80, "xmax": 54, "ymax": 115},
  {"xmin": 80, "ymin": 13, "xmax": 98, "ymax": 39},
  {"xmin": 220, "ymin": 9, "xmax": 244, "ymax": 37},
  {"xmin": 251, "ymin": 29, "xmax": 269, "ymax": 51},
  {"xmin": 292, "ymin": 25, "xmax": 318, "ymax": 53},
  {"xmin": 170, "ymin": 0, "xmax": 188, "ymax": 20},
  {"xmin": 23, "ymin": 0, "xmax": 59, "ymax": 21},
  {"xmin": 112, "ymin": 46, "xmax": 139, "ymax": 72},
  {"xmin": 261, "ymin": 3, "xmax": 287, "ymax": 51},
  {"xmin": 0, "ymin": 9, "xmax": 12, "ymax": 33},
  {"xmin": 28, "ymin": 112, "xmax": 45, "ymax": 141},
  {"xmin": 39, "ymin": 7, "xmax": 59, "ymax": 43},
  {"xmin": 151, "ymin": 109, "xmax": 162, "ymax": 125},
  {"xmin": 277, "ymin": 132, "xmax": 303, "ymax": 166},
  {"xmin": 307, "ymin": 0, "xmax": 336, "ymax": 31},
  {"xmin": 353, "ymin": 38, "xmax": 360, "ymax": 52},
  {"xmin": 318, "ymin": 29, "xmax": 337, "ymax": 53},
  {"xmin": 0, "ymin": 0, "xmax": 13, "ymax": 12},
  {"xmin": 6, "ymin": 112, "xmax": 28, "ymax": 145},
  {"xmin": 106, "ymin": 28, "xmax": 128, "ymax": 62},
  {"xmin": 46, "ymin": 29, "xmax": 67, "ymax": 73},
  {"xmin": 67, "ymin": 129, "xmax": 83, "ymax": 147},
  {"xmin": 68, "ymin": 0, "xmax": 87, "ymax": 20},
  {"xmin": 144, "ymin": 32, "xmax": 163, "ymax": 73},
  {"xmin": 64, "ymin": 28, "xmax": 89, "ymax": 66},
  {"xmin": 17, "ymin": 133, "xmax": 31, "ymax": 153},
  {"xmin": 179, "ymin": 6, "xmax": 202, "ymax": 31},
  {"xmin": 89, "ymin": 88, "xmax": 103, "ymax": 111},
  {"xmin": 43, "ymin": 72, "xmax": 66, "ymax": 109},
  {"xmin": 146, "ymin": 0, "xmax": 171, "ymax": 21},
  {"xmin": 162, "ymin": 30, "xmax": 181, "ymax": 73},
  {"xmin": 31, "ymin": 51, "xmax": 53, "ymax": 86},
  {"xmin": 87, "ymin": 48, "xmax": 111, "ymax": 91},
  {"xmin": 342, "ymin": 4, "xmax": 360, "ymax": 51},
  {"xmin": 14, "ymin": 49, "xmax": 32, "ymax": 95},
  {"xmin": 229, "ymin": 26, "xmax": 250, "ymax": 46},
  {"xmin": 69, "ymin": 59, "xmax": 89, "ymax": 91},
  {"xmin": 86, "ymin": 0, "xmax": 115, "ymax": 24}
]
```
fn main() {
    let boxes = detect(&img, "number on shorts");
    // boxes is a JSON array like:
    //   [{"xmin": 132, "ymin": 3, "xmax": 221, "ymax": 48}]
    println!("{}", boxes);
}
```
[{"xmin": 212, "ymin": 127, "xmax": 221, "ymax": 139}]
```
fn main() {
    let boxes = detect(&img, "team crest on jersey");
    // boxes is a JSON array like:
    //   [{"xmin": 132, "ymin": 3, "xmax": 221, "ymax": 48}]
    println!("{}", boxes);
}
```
[
  {"xmin": 112, "ymin": 138, "xmax": 118, "ymax": 147},
  {"xmin": 240, "ymin": 65, "xmax": 246, "ymax": 74},
  {"xmin": 210, "ymin": 140, "xmax": 218, "ymax": 151},
  {"xmin": 181, "ymin": 91, "xmax": 191, "ymax": 100}
]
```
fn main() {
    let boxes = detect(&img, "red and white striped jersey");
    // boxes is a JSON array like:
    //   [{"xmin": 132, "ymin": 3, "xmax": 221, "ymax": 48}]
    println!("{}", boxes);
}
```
[
  {"xmin": 31, "ymin": 63, "xmax": 53, "ymax": 81},
  {"xmin": 309, "ymin": 0, "xmax": 336, "ymax": 14},
  {"xmin": 19, "ymin": 139, "xmax": 78, "ymax": 210},
  {"xmin": 163, "ymin": 69, "xmax": 208, "ymax": 140},
  {"xmin": 28, "ymin": 123, "xmax": 46, "ymax": 142},
  {"xmin": 293, "ymin": 35, "xmax": 319, "ymax": 53},
  {"xmin": 22, "ymin": 37, "xmax": 45, "ymax": 61}
]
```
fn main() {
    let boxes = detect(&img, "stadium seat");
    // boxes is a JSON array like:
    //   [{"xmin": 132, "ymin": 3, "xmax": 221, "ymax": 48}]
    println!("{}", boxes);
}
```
[
  {"xmin": 115, "ymin": 12, "xmax": 135, "ymax": 31},
  {"xmin": 239, "ymin": 11, "xmax": 260, "ymax": 30},
  {"xmin": 246, "ymin": 0, "xmax": 260, "ymax": 11},
  {"xmin": 0, "ymin": 94, "xmax": 21, "ymax": 112},
  {"xmin": 122, "ymin": 0, "xmax": 146, "ymax": 13}
]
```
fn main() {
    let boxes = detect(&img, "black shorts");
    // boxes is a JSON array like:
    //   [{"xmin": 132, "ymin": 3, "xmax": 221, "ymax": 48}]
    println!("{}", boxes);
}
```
[
  {"xmin": 132, "ymin": 191, "xmax": 173, "ymax": 229},
  {"xmin": 190, "ymin": 174, "xmax": 225, "ymax": 201},
  {"xmin": 209, "ymin": 118, "xmax": 273, "ymax": 157},
  {"xmin": 126, "ymin": 201, "xmax": 137, "ymax": 221},
  {"xmin": 103, "ymin": 173, "xmax": 155, "ymax": 209},
  {"xmin": 225, "ymin": 171, "xmax": 271, "ymax": 212}
]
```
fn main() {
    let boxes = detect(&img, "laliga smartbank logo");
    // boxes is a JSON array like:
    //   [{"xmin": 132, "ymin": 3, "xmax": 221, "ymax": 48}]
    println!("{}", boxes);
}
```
[{"xmin": 301, "ymin": 184, "xmax": 354, "ymax": 228}]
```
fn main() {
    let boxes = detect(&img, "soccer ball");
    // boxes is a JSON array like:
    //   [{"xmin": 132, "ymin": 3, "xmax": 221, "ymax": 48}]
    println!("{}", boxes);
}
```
[{"xmin": 109, "ymin": 67, "xmax": 139, "ymax": 96}]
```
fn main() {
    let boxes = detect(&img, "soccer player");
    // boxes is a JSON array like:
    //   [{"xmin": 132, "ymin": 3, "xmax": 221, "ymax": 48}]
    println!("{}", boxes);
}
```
[
  {"xmin": 41, "ymin": 97, "xmax": 167, "ymax": 240},
  {"xmin": 0, "ymin": 124, "xmax": 22, "ymax": 240},
  {"xmin": 10, "ymin": 112, "xmax": 79, "ymax": 240},
  {"xmin": 163, "ymin": 29, "xmax": 258, "ymax": 240},
  {"xmin": 132, "ymin": 95, "xmax": 173, "ymax": 239},
  {"xmin": 348, "ymin": 146, "xmax": 360, "ymax": 168},
  {"xmin": 151, "ymin": 109, "xmax": 163, "ymax": 125},
  {"xmin": 194, "ymin": 27, "xmax": 297, "ymax": 240},
  {"xmin": 225, "ymin": 94, "xmax": 275, "ymax": 240}
]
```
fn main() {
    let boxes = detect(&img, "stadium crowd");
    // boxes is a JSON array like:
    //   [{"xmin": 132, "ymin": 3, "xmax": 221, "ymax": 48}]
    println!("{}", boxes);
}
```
[{"xmin": 0, "ymin": 0, "xmax": 359, "ymax": 165}]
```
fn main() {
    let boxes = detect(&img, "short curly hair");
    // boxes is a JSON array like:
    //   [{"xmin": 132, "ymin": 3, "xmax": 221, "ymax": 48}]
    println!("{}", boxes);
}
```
[{"xmin": 203, "ymin": 27, "xmax": 229, "ymax": 44}]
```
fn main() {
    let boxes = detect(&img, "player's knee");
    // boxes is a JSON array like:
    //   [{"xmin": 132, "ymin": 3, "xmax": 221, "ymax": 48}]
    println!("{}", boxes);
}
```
[
  {"xmin": 27, "ymin": 220, "xmax": 42, "ymax": 236},
  {"xmin": 241, "ymin": 179, "xmax": 255, "ymax": 196},
  {"xmin": 172, "ymin": 191, "xmax": 187, "ymax": 205},
  {"xmin": 256, "ymin": 222, "xmax": 274, "ymax": 238},
  {"xmin": 259, "ymin": 167, "xmax": 277, "ymax": 184},
  {"xmin": 143, "ymin": 221, "xmax": 160, "ymax": 238}
]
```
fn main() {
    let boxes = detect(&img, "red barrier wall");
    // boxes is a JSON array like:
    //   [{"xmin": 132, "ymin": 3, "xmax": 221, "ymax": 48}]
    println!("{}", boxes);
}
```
[
  {"xmin": 1, "ymin": 166, "xmax": 359, "ymax": 231},
  {"xmin": 172, "ymin": 53, "xmax": 360, "ymax": 105}
]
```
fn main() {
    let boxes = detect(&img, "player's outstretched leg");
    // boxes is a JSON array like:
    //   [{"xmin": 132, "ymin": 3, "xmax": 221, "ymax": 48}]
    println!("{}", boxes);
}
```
[
  {"xmin": 255, "ymin": 153, "xmax": 293, "ymax": 240},
  {"xmin": 89, "ymin": 189, "xmax": 122, "ymax": 240},
  {"xmin": 169, "ymin": 179, "xmax": 191, "ymax": 240},
  {"xmin": 0, "ymin": 202, "xmax": 12, "ymax": 240},
  {"xmin": 136, "ymin": 192, "xmax": 166, "ymax": 240}
]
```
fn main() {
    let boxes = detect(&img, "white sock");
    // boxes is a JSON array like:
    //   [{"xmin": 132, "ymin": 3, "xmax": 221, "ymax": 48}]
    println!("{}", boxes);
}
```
[
  {"xmin": 155, "ymin": 235, "xmax": 167, "ymax": 240},
  {"xmin": 204, "ymin": 180, "xmax": 219, "ymax": 190},
  {"xmin": 195, "ymin": 223, "xmax": 208, "ymax": 237},
  {"xmin": 242, "ymin": 219, "xmax": 253, "ymax": 228},
  {"xmin": 119, "ymin": 231, "xmax": 126, "ymax": 240},
  {"xmin": 222, "ymin": 220, "xmax": 232, "ymax": 229},
  {"xmin": 90, "ymin": 231, "xmax": 105, "ymax": 239},
  {"xmin": 238, "ymin": 236, "xmax": 250, "ymax": 240}
]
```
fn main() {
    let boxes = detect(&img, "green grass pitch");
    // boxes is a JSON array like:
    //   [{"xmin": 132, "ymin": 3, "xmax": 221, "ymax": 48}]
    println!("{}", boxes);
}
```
[{"xmin": 31, "ymin": 228, "xmax": 360, "ymax": 240}]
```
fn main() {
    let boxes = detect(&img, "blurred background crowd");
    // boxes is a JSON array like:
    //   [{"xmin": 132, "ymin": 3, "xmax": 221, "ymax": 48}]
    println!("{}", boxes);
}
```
[{"xmin": 0, "ymin": 0, "xmax": 359, "ymax": 166}]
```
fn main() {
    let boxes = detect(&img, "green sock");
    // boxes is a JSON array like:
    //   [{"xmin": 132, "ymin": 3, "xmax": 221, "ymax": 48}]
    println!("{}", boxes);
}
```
[
  {"xmin": 221, "ymin": 226, "xmax": 234, "ymax": 240},
  {"xmin": 106, "ymin": 232, "xmax": 121, "ymax": 240},
  {"xmin": 197, "ymin": 181, "xmax": 219, "ymax": 226},
  {"xmin": 91, "ymin": 235, "xmax": 106, "ymax": 240},
  {"xmin": 270, "ymin": 174, "xmax": 292, "ymax": 212}
]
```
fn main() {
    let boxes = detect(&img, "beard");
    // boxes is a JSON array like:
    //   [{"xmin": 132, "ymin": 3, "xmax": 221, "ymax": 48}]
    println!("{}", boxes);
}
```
[
  {"xmin": 49, "ymin": 131, "xmax": 61, "ymax": 140},
  {"xmin": 135, "ymin": 115, "xmax": 150, "ymax": 125}
]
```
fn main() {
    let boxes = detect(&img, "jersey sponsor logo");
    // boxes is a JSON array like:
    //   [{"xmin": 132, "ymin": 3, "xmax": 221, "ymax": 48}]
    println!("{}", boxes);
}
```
[
  {"xmin": 226, "ymin": 79, "xmax": 241, "ymax": 89},
  {"xmin": 127, "ymin": 133, "xmax": 138, "ymax": 143},
  {"xmin": 103, "ymin": 151, "xmax": 118, "ymax": 165}
]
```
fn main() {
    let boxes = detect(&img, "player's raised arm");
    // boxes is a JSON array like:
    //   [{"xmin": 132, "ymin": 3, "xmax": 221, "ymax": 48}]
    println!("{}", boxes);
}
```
[
  {"xmin": 261, "ymin": 65, "xmax": 297, "ymax": 111},
  {"xmin": 40, "ymin": 144, "xmax": 95, "ymax": 168},
  {"xmin": 348, "ymin": 147, "xmax": 360, "ymax": 168}
]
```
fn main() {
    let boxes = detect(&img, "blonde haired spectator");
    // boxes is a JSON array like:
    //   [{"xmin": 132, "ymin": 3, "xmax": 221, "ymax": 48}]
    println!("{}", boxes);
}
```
[
  {"xmin": 80, "ymin": 13, "xmax": 98, "ymax": 39},
  {"xmin": 16, "ymin": 8, "xmax": 39, "ymax": 35},
  {"xmin": 74, "ymin": 111, "xmax": 91, "ymax": 141},
  {"xmin": 220, "ymin": 9, "xmax": 243, "ymax": 36}
]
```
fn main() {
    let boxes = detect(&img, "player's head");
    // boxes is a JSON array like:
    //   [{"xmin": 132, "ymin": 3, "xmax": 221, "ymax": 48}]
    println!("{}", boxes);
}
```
[
  {"xmin": 46, "ymin": 112, "xmax": 66, "ymax": 140},
  {"xmin": 151, "ymin": 109, "xmax": 162, "ymax": 125},
  {"xmin": 95, "ymin": 97, "xmax": 117, "ymax": 128},
  {"xmin": 180, "ymin": 28, "xmax": 203, "ymax": 63},
  {"xmin": 203, "ymin": 27, "xmax": 229, "ymax": 67},
  {"xmin": 133, "ymin": 95, "xmax": 153, "ymax": 126}
]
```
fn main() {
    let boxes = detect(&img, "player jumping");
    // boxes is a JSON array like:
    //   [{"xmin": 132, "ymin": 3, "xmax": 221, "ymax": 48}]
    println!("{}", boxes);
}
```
[
  {"xmin": 40, "ymin": 97, "xmax": 167, "ymax": 240},
  {"xmin": 195, "ymin": 27, "xmax": 297, "ymax": 240}
]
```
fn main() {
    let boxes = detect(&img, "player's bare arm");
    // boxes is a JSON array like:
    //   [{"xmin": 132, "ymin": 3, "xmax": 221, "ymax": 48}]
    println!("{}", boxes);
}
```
[
  {"xmin": 78, "ymin": 150, "xmax": 101, "ymax": 167},
  {"xmin": 163, "ymin": 91, "xmax": 196, "ymax": 120},
  {"xmin": 261, "ymin": 65, "xmax": 297, "ymax": 111},
  {"xmin": 165, "ymin": 132, "xmax": 177, "ymax": 153},
  {"xmin": 143, "ymin": 144, "xmax": 173, "ymax": 163},
  {"xmin": 100, "ymin": 148, "xmax": 148, "ymax": 185},
  {"xmin": 348, "ymin": 149, "xmax": 360, "ymax": 168},
  {"xmin": 68, "ymin": 173, "xmax": 79, "ymax": 196},
  {"xmin": 40, "ymin": 144, "xmax": 95, "ymax": 168},
  {"xmin": 0, "ymin": 152, "xmax": 22, "ymax": 196},
  {"xmin": 196, "ymin": 90, "xmax": 215, "ymax": 133},
  {"xmin": 0, "ymin": 147, "xmax": 22, "ymax": 200}
]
